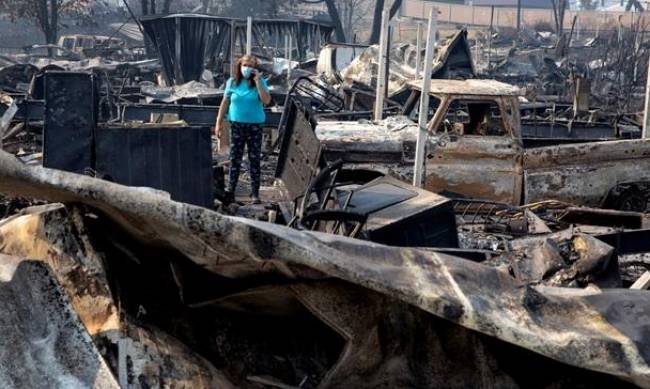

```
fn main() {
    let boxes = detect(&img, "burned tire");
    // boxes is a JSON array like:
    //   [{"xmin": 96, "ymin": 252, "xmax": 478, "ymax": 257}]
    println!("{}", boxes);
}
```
[{"xmin": 616, "ymin": 189, "xmax": 648, "ymax": 212}]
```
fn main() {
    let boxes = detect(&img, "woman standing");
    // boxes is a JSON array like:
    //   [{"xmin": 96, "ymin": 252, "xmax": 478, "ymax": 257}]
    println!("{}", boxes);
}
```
[{"xmin": 215, "ymin": 55, "xmax": 271, "ymax": 204}]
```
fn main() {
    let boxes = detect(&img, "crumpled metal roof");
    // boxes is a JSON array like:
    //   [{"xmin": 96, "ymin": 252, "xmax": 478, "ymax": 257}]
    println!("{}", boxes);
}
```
[{"xmin": 0, "ymin": 149, "xmax": 649, "ymax": 387}]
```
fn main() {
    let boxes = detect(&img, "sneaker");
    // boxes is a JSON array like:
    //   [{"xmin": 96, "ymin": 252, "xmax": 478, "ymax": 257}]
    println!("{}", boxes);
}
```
[{"xmin": 251, "ymin": 194, "xmax": 261, "ymax": 204}]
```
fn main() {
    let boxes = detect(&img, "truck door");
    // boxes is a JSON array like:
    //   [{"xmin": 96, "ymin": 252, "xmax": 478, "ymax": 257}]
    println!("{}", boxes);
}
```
[{"xmin": 424, "ymin": 96, "xmax": 523, "ymax": 205}]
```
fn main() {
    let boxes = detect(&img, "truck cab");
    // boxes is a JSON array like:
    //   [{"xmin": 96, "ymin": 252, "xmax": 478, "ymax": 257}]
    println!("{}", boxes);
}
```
[{"xmin": 413, "ymin": 80, "xmax": 524, "ymax": 205}]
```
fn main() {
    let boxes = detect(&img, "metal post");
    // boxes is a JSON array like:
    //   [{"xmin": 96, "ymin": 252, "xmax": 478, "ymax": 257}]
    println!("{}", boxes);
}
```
[
  {"xmin": 287, "ymin": 35, "xmax": 293, "ymax": 90},
  {"xmin": 374, "ymin": 8, "xmax": 390, "ymax": 121},
  {"xmin": 385, "ymin": 24, "xmax": 391, "ymax": 100},
  {"xmin": 246, "ymin": 16, "xmax": 253, "ymax": 55},
  {"xmin": 229, "ymin": 20, "xmax": 236, "ymax": 75},
  {"xmin": 413, "ymin": 8, "xmax": 437, "ymax": 187},
  {"xmin": 643, "ymin": 54, "xmax": 650, "ymax": 138},
  {"xmin": 488, "ymin": 6, "xmax": 494, "ymax": 69},
  {"xmin": 415, "ymin": 23, "xmax": 422, "ymax": 78},
  {"xmin": 516, "ymin": 0, "xmax": 522, "ymax": 31}
]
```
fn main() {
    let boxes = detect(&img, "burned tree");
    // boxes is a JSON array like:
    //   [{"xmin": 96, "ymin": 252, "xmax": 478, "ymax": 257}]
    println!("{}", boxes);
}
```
[
  {"xmin": 300, "ymin": 0, "xmax": 347, "ymax": 42},
  {"xmin": 336, "ymin": 0, "xmax": 373, "ymax": 42},
  {"xmin": 128, "ymin": 0, "xmax": 174, "ymax": 16},
  {"xmin": 0, "ymin": 0, "xmax": 91, "ymax": 44},
  {"xmin": 367, "ymin": 0, "xmax": 401, "ymax": 44}
]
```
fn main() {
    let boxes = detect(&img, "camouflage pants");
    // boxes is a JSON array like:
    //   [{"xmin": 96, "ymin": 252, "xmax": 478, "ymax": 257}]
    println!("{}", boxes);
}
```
[{"xmin": 229, "ymin": 121, "xmax": 263, "ymax": 197}]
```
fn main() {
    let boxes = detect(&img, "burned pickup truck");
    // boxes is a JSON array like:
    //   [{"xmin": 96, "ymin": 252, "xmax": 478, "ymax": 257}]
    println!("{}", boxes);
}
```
[{"xmin": 319, "ymin": 79, "xmax": 650, "ymax": 211}]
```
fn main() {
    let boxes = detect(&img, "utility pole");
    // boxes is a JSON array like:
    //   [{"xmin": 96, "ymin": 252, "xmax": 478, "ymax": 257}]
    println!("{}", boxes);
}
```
[
  {"xmin": 516, "ymin": 0, "xmax": 522, "ymax": 31},
  {"xmin": 413, "ymin": 8, "xmax": 437, "ymax": 187},
  {"xmin": 374, "ymin": 8, "xmax": 390, "ymax": 121}
]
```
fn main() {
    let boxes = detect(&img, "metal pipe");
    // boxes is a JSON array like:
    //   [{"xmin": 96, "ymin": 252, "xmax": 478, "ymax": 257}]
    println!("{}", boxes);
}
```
[
  {"xmin": 287, "ymin": 34, "xmax": 293, "ymax": 90},
  {"xmin": 413, "ymin": 8, "xmax": 437, "ymax": 187},
  {"xmin": 374, "ymin": 8, "xmax": 390, "ymax": 121},
  {"xmin": 246, "ymin": 16, "xmax": 253, "ymax": 55},
  {"xmin": 415, "ymin": 23, "xmax": 422, "ymax": 78}
]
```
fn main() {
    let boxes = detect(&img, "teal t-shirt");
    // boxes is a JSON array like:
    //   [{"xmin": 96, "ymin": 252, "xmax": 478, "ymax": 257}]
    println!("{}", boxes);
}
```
[{"xmin": 225, "ymin": 77, "xmax": 269, "ymax": 124}]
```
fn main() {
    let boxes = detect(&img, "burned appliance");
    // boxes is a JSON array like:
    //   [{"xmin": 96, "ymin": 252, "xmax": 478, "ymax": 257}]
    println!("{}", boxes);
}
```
[{"xmin": 276, "ymin": 98, "xmax": 458, "ymax": 248}]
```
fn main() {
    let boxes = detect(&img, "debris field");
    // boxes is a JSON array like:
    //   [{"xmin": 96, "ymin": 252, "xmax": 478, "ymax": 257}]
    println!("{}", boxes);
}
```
[{"xmin": 2, "ymin": 3, "xmax": 650, "ymax": 389}]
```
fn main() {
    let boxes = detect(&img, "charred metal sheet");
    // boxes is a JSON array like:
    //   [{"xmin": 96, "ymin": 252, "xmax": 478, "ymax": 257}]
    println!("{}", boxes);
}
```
[
  {"xmin": 95, "ymin": 126, "xmax": 213, "ymax": 208},
  {"xmin": 0, "ymin": 255, "xmax": 119, "ymax": 388},
  {"xmin": 43, "ymin": 71, "xmax": 97, "ymax": 174},
  {"xmin": 275, "ymin": 99, "xmax": 322, "ymax": 201},
  {"xmin": 291, "ymin": 280, "xmax": 637, "ymax": 388}
]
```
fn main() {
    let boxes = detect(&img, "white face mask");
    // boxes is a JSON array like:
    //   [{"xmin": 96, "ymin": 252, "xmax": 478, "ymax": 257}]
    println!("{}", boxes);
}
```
[{"xmin": 241, "ymin": 66, "xmax": 254, "ymax": 79}]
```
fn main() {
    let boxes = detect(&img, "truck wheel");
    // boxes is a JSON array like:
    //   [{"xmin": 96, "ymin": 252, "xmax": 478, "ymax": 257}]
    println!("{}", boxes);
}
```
[{"xmin": 617, "ymin": 189, "xmax": 648, "ymax": 212}]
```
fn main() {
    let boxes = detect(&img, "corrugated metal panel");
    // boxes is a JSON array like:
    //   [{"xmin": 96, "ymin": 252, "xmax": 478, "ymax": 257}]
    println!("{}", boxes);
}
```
[{"xmin": 95, "ymin": 126, "xmax": 214, "ymax": 208}]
